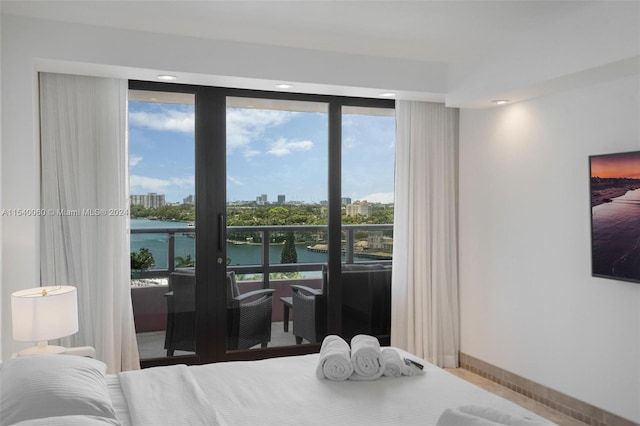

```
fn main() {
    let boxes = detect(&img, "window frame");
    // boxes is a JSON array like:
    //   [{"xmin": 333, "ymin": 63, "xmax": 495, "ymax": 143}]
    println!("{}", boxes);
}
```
[{"xmin": 129, "ymin": 80, "xmax": 394, "ymax": 367}]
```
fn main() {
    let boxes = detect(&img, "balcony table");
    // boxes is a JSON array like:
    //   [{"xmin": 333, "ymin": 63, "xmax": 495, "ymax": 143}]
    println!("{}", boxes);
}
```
[{"xmin": 280, "ymin": 296, "xmax": 293, "ymax": 332}]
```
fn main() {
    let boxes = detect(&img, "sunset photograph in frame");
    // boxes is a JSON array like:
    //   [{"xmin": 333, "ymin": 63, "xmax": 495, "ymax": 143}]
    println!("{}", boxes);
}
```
[{"xmin": 590, "ymin": 150, "xmax": 640, "ymax": 283}]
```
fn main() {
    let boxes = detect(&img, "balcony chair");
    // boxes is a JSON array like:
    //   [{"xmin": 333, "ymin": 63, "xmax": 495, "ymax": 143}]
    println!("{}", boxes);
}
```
[
  {"xmin": 164, "ymin": 271, "xmax": 196, "ymax": 356},
  {"xmin": 164, "ymin": 270, "xmax": 276, "ymax": 356},
  {"xmin": 341, "ymin": 263, "xmax": 392, "ymax": 338},
  {"xmin": 290, "ymin": 266, "xmax": 327, "ymax": 344},
  {"xmin": 290, "ymin": 264, "xmax": 392, "ymax": 344},
  {"xmin": 226, "ymin": 271, "xmax": 275, "ymax": 350}
]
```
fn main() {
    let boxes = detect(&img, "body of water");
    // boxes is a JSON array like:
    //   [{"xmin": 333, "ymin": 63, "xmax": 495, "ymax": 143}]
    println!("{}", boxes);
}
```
[
  {"xmin": 131, "ymin": 218, "xmax": 331, "ymax": 270},
  {"xmin": 591, "ymin": 188, "xmax": 640, "ymax": 281}
]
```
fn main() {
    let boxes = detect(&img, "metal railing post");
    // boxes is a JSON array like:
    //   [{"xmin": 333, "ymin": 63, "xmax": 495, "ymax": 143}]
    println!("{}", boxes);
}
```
[
  {"xmin": 262, "ymin": 229, "xmax": 270, "ymax": 289},
  {"xmin": 345, "ymin": 228, "xmax": 354, "ymax": 264},
  {"xmin": 168, "ymin": 230, "xmax": 176, "ymax": 273}
]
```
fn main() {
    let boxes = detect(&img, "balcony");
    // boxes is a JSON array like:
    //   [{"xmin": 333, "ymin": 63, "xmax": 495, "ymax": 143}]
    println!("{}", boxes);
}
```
[{"xmin": 131, "ymin": 224, "xmax": 392, "ymax": 358}]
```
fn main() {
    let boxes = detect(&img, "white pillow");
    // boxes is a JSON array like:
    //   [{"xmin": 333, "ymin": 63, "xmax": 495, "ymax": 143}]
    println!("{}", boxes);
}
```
[
  {"xmin": 12, "ymin": 415, "xmax": 121, "ymax": 425},
  {"xmin": 0, "ymin": 354, "xmax": 119, "ymax": 426}
]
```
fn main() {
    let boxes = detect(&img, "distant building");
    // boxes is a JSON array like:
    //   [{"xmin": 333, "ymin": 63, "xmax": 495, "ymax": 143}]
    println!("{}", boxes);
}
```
[
  {"xmin": 130, "ymin": 192, "xmax": 166, "ymax": 208},
  {"xmin": 346, "ymin": 200, "xmax": 373, "ymax": 217},
  {"xmin": 277, "ymin": 194, "xmax": 286, "ymax": 204},
  {"xmin": 183, "ymin": 194, "xmax": 194, "ymax": 205},
  {"xmin": 256, "ymin": 194, "xmax": 268, "ymax": 205},
  {"xmin": 341, "ymin": 197, "xmax": 352, "ymax": 205},
  {"xmin": 368, "ymin": 230, "xmax": 384, "ymax": 249}
]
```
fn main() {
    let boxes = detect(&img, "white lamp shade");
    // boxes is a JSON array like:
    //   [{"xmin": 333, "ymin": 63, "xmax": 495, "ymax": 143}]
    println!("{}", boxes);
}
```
[{"xmin": 11, "ymin": 286, "xmax": 79, "ymax": 342}]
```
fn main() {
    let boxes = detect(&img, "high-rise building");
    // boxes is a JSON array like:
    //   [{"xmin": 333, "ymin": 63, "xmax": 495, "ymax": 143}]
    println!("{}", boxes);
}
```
[
  {"xmin": 368, "ymin": 230, "xmax": 384, "ymax": 249},
  {"xmin": 345, "ymin": 200, "xmax": 373, "ymax": 217},
  {"xmin": 130, "ymin": 192, "xmax": 166, "ymax": 208},
  {"xmin": 183, "ymin": 194, "xmax": 194, "ymax": 205},
  {"xmin": 277, "ymin": 194, "xmax": 285, "ymax": 204},
  {"xmin": 256, "ymin": 194, "xmax": 268, "ymax": 205},
  {"xmin": 341, "ymin": 197, "xmax": 352, "ymax": 206}
]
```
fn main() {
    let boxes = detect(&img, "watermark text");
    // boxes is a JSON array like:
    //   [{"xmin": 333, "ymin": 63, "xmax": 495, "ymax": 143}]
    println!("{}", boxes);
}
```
[{"xmin": 1, "ymin": 208, "xmax": 129, "ymax": 217}]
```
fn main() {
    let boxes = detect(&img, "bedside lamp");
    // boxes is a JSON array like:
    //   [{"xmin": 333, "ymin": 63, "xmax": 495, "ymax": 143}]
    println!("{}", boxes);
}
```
[{"xmin": 11, "ymin": 285, "xmax": 79, "ymax": 356}]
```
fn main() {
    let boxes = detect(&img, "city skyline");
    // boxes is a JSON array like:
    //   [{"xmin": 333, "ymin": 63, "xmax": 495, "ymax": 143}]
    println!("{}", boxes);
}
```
[
  {"xmin": 130, "ymin": 191, "xmax": 392, "ymax": 206},
  {"xmin": 129, "ymin": 100, "xmax": 395, "ymax": 204}
]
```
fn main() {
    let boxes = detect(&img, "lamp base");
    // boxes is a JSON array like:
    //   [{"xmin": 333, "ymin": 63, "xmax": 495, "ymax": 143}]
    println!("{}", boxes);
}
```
[{"xmin": 17, "ymin": 342, "xmax": 66, "ymax": 356}]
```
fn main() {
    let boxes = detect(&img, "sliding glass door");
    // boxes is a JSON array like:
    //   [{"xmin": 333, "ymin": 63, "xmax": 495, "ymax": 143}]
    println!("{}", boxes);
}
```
[
  {"xmin": 341, "ymin": 106, "xmax": 396, "ymax": 341},
  {"xmin": 130, "ymin": 81, "xmax": 394, "ymax": 367},
  {"xmin": 128, "ymin": 88, "xmax": 198, "ymax": 362},
  {"xmin": 225, "ymin": 97, "xmax": 329, "ymax": 350}
]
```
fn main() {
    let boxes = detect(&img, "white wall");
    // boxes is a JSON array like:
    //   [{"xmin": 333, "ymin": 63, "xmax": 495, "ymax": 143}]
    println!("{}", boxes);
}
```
[
  {"xmin": 459, "ymin": 74, "xmax": 640, "ymax": 422},
  {"xmin": 0, "ymin": 14, "xmax": 447, "ymax": 358},
  {"xmin": 447, "ymin": 1, "xmax": 640, "ymax": 108},
  {"xmin": 0, "ymin": 2, "xmax": 3, "ymax": 358}
]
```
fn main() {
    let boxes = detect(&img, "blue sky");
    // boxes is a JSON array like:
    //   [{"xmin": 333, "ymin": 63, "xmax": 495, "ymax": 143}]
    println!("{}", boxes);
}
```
[{"xmin": 129, "ymin": 101, "xmax": 395, "ymax": 204}]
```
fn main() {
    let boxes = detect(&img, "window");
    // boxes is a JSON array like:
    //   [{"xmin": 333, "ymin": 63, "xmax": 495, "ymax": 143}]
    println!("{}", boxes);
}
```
[
  {"xmin": 129, "ymin": 81, "xmax": 394, "ymax": 366},
  {"xmin": 128, "ymin": 89, "xmax": 196, "ymax": 361}
]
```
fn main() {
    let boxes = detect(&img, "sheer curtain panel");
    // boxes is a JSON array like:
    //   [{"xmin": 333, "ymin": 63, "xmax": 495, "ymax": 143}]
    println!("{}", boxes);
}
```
[
  {"xmin": 391, "ymin": 101, "xmax": 460, "ymax": 368},
  {"xmin": 39, "ymin": 73, "xmax": 139, "ymax": 372}
]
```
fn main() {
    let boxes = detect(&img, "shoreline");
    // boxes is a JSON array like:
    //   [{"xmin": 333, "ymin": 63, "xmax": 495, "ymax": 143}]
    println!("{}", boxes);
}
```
[{"xmin": 591, "ymin": 186, "xmax": 640, "ymax": 207}]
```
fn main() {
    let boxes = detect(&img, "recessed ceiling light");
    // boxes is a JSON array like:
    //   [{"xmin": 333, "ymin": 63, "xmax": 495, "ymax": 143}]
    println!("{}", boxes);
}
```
[
  {"xmin": 157, "ymin": 75, "xmax": 177, "ymax": 81},
  {"xmin": 492, "ymin": 99, "xmax": 509, "ymax": 105},
  {"xmin": 275, "ymin": 84, "xmax": 293, "ymax": 89},
  {"xmin": 379, "ymin": 92, "xmax": 396, "ymax": 97}
]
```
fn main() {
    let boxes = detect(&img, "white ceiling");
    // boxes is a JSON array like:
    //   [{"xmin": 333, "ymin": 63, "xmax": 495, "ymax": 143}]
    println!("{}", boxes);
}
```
[
  {"xmin": 0, "ymin": 1, "xmax": 596, "ymax": 65},
  {"xmin": 2, "ymin": 0, "xmax": 639, "ymax": 106}
]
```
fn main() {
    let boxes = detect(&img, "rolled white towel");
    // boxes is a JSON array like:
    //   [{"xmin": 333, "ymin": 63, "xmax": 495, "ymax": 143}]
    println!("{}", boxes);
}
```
[
  {"xmin": 437, "ymin": 408, "xmax": 502, "ymax": 426},
  {"xmin": 457, "ymin": 406, "xmax": 551, "ymax": 426},
  {"xmin": 381, "ymin": 348, "xmax": 403, "ymax": 377},
  {"xmin": 315, "ymin": 335, "xmax": 353, "ymax": 381},
  {"xmin": 349, "ymin": 334, "xmax": 385, "ymax": 381}
]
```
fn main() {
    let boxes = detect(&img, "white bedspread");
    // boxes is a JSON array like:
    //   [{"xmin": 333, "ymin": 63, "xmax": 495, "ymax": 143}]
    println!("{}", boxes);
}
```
[
  {"xmin": 118, "ymin": 364, "xmax": 219, "ymax": 426},
  {"xmin": 109, "ymin": 349, "xmax": 554, "ymax": 426}
]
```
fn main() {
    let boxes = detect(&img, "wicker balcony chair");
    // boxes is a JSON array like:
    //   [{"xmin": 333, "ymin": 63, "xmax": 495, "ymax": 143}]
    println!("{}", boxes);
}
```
[
  {"xmin": 164, "ymin": 271, "xmax": 196, "ymax": 356},
  {"xmin": 226, "ymin": 271, "xmax": 275, "ymax": 350},
  {"xmin": 341, "ymin": 264, "xmax": 392, "ymax": 338},
  {"xmin": 291, "ymin": 265, "xmax": 327, "ymax": 344},
  {"xmin": 164, "ymin": 270, "xmax": 275, "ymax": 356},
  {"xmin": 290, "ymin": 264, "xmax": 392, "ymax": 344}
]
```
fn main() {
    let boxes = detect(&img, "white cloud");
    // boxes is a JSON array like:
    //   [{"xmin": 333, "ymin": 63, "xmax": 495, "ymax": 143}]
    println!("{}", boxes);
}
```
[
  {"xmin": 170, "ymin": 176, "xmax": 195, "ymax": 187},
  {"xmin": 129, "ymin": 155, "xmax": 143, "ymax": 169},
  {"xmin": 360, "ymin": 192, "xmax": 394, "ymax": 204},
  {"xmin": 129, "ymin": 109, "xmax": 194, "ymax": 133},
  {"xmin": 267, "ymin": 138, "xmax": 313, "ymax": 156},
  {"xmin": 343, "ymin": 135, "xmax": 357, "ymax": 149},
  {"xmin": 228, "ymin": 176, "xmax": 244, "ymax": 186},
  {"xmin": 243, "ymin": 149, "xmax": 261, "ymax": 159},
  {"xmin": 130, "ymin": 175, "xmax": 170, "ymax": 193},
  {"xmin": 130, "ymin": 175, "xmax": 194, "ymax": 193},
  {"xmin": 226, "ymin": 109, "xmax": 297, "ymax": 153}
]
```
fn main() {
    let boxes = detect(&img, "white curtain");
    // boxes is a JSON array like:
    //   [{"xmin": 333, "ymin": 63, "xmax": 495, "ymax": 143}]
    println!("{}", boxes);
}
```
[
  {"xmin": 391, "ymin": 100, "xmax": 459, "ymax": 368},
  {"xmin": 40, "ymin": 73, "xmax": 140, "ymax": 372}
]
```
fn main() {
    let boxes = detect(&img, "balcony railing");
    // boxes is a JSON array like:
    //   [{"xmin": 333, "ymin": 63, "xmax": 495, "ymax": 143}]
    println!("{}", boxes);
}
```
[
  {"xmin": 131, "ymin": 224, "xmax": 393, "ymax": 281},
  {"xmin": 131, "ymin": 224, "xmax": 394, "ymax": 349}
]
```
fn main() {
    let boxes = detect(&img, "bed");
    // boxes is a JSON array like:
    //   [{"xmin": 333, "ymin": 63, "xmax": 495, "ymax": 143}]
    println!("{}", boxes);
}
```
[{"xmin": 0, "ymin": 348, "xmax": 555, "ymax": 426}]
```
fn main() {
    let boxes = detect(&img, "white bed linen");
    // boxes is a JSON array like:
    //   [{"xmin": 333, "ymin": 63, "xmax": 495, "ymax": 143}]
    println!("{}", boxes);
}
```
[
  {"xmin": 106, "ymin": 375, "xmax": 132, "ymax": 426},
  {"xmin": 118, "ymin": 364, "xmax": 219, "ymax": 426},
  {"xmin": 108, "ymin": 349, "xmax": 553, "ymax": 426}
]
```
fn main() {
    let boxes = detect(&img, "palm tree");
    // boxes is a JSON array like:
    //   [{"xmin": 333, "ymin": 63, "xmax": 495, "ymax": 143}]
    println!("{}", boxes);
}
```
[
  {"xmin": 280, "ymin": 231, "xmax": 298, "ymax": 264},
  {"xmin": 175, "ymin": 254, "xmax": 195, "ymax": 268}
]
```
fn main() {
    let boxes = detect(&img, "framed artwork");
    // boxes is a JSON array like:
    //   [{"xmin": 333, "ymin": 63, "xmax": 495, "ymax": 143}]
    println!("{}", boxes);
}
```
[{"xmin": 590, "ymin": 150, "xmax": 640, "ymax": 283}]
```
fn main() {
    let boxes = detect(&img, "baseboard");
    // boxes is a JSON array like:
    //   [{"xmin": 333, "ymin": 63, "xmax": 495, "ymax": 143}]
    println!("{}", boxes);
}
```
[{"xmin": 459, "ymin": 352, "xmax": 638, "ymax": 426}]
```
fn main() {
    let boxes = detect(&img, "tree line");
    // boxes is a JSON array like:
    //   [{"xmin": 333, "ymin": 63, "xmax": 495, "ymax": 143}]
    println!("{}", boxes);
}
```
[{"xmin": 131, "ymin": 203, "xmax": 394, "ymax": 226}]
